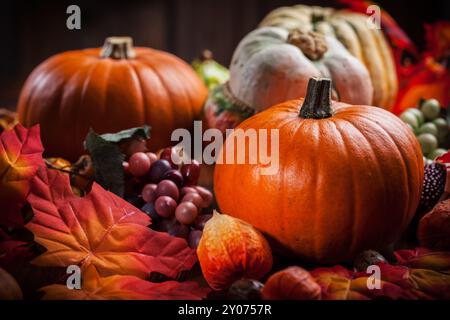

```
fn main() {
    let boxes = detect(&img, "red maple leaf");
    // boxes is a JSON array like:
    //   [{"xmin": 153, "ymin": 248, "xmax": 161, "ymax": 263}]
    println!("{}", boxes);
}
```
[
  {"xmin": 40, "ymin": 265, "xmax": 209, "ymax": 300},
  {"xmin": 0, "ymin": 124, "xmax": 44, "ymax": 227},
  {"xmin": 26, "ymin": 167, "xmax": 197, "ymax": 280}
]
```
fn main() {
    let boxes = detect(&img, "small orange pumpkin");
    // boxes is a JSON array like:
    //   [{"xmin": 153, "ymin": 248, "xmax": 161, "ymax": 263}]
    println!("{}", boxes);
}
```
[
  {"xmin": 417, "ymin": 199, "xmax": 450, "ymax": 250},
  {"xmin": 262, "ymin": 266, "xmax": 321, "ymax": 300},
  {"xmin": 0, "ymin": 268, "xmax": 23, "ymax": 300},
  {"xmin": 18, "ymin": 37, "xmax": 207, "ymax": 161},
  {"xmin": 214, "ymin": 78, "xmax": 423, "ymax": 263}
]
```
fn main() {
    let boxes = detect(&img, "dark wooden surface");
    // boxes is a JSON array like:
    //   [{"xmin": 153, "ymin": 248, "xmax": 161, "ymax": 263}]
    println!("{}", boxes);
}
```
[{"xmin": 0, "ymin": 0, "xmax": 448, "ymax": 108}]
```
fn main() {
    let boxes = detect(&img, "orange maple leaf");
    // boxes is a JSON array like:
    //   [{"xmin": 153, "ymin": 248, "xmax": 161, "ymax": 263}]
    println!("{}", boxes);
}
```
[
  {"xmin": 40, "ymin": 265, "xmax": 209, "ymax": 300},
  {"xmin": 26, "ymin": 167, "xmax": 197, "ymax": 279},
  {"xmin": 0, "ymin": 124, "xmax": 44, "ymax": 227}
]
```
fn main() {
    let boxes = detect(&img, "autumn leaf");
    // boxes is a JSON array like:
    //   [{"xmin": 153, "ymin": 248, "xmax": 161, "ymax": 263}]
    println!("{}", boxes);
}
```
[
  {"xmin": 0, "ymin": 226, "xmax": 68, "ymax": 298},
  {"xmin": 311, "ymin": 265, "xmax": 433, "ymax": 300},
  {"xmin": 424, "ymin": 21, "xmax": 450, "ymax": 60},
  {"xmin": 0, "ymin": 108, "xmax": 18, "ymax": 132},
  {"xmin": 26, "ymin": 167, "xmax": 197, "ymax": 279},
  {"xmin": 394, "ymin": 247, "xmax": 450, "ymax": 271},
  {"xmin": 310, "ymin": 248, "xmax": 450, "ymax": 300},
  {"xmin": 41, "ymin": 265, "xmax": 209, "ymax": 300},
  {"xmin": 0, "ymin": 228, "xmax": 32, "ymax": 276},
  {"xmin": 0, "ymin": 124, "xmax": 44, "ymax": 227}
]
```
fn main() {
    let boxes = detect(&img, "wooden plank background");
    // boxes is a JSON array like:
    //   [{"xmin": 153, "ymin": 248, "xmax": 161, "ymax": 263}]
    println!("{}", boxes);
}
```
[{"xmin": 0, "ymin": 0, "xmax": 448, "ymax": 108}]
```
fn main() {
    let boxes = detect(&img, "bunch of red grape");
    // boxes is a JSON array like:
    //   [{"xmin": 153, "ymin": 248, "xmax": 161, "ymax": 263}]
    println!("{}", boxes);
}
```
[{"xmin": 122, "ymin": 145, "xmax": 213, "ymax": 249}]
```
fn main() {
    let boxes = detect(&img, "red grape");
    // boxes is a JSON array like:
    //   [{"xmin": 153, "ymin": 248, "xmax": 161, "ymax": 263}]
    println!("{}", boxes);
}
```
[
  {"xmin": 160, "ymin": 147, "xmax": 179, "ymax": 169},
  {"xmin": 157, "ymin": 218, "xmax": 176, "ymax": 232},
  {"xmin": 181, "ymin": 192, "xmax": 203, "ymax": 208},
  {"xmin": 188, "ymin": 230, "xmax": 203, "ymax": 249},
  {"xmin": 141, "ymin": 202, "xmax": 159, "ymax": 220},
  {"xmin": 120, "ymin": 137, "xmax": 148, "ymax": 158},
  {"xmin": 141, "ymin": 183, "xmax": 158, "ymax": 203},
  {"xmin": 148, "ymin": 159, "xmax": 172, "ymax": 183},
  {"xmin": 146, "ymin": 152, "xmax": 158, "ymax": 165},
  {"xmin": 163, "ymin": 170, "xmax": 184, "ymax": 188},
  {"xmin": 175, "ymin": 202, "xmax": 198, "ymax": 225},
  {"xmin": 123, "ymin": 161, "xmax": 130, "ymax": 174},
  {"xmin": 125, "ymin": 193, "xmax": 145, "ymax": 208},
  {"xmin": 156, "ymin": 180, "xmax": 179, "ymax": 201},
  {"xmin": 168, "ymin": 222, "xmax": 190, "ymax": 239},
  {"xmin": 154, "ymin": 196, "xmax": 177, "ymax": 218},
  {"xmin": 180, "ymin": 160, "xmax": 200, "ymax": 185},
  {"xmin": 129, "ymin": 152, "xmax": 151, "ymax": 177},
  {"xmin": 194, "ymin": 186, "xmax": 213, "ymax": 208},
  {"xmin": 194, "ymin": 214, "xmax": 212, "ymax": 230},
  {"xmin": 180, "ymin": 186, "xmax": 197, "ymax": 198}
]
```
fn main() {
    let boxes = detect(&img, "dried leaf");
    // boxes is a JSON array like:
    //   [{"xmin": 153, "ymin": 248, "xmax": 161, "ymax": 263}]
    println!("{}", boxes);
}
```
[
  {"xmin": 311, "ymin": 248, "xmax": 450, "ymax": 300},
  {"xmin": 0, "ymin": 124, "xmax": 44, "ymax": 227},
  {"xmin": 26, "ymin": 167, "xmax": 197, "ymax": 279},
  {"xmin": 394, "ymin": 247, "xmax": 450, "ymax": 271},
  {"xmin": 41, "ymin": 265, "xmax": 208, "ymax": 300}
]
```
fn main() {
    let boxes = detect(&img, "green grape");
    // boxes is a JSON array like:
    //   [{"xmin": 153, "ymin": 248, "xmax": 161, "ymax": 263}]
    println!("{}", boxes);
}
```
[
  {"xmin": 400, "ymin": 111, "xmax": 419, "ymax": 129},
  {"xmin": 417, "ymin": 133, "xmax": 438, "ymax": 155},
  {"xmin": 417, "ymin": 122, "xmax": 438, "ymax": 137},
  {"xmin": 406, "ymin": 108, "xmax": 425, "ymax": 126},
  {"xmin": 420, "ymin": 99, "xmax": 441, "ymax": 120},
  {"xmin": 433, "ymin": 117, "xmax": 449, "ymax": 139}
]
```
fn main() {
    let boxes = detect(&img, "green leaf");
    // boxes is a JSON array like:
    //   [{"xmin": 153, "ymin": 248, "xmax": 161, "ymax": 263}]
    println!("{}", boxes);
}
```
[
  {"xmin": 100, "ymin": 125, "xmax": 151, "ymax": 143},
  {"xmin": 85, "ymin": 129, "xmax": 125, "ymax": 197},
  {"xmin": 212, "ymin": 84, "xmax": 254, "ymax": 119}
]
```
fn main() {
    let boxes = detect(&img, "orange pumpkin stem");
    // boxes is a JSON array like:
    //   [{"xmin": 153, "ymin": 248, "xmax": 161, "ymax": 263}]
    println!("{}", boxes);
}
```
[
  {"xmin": 100, "ymin": 37, "xmax": 136, "ymax": 59},
  {"xmin": 300, "ymin": 78, "xmax": 333, "ymax": 119}
]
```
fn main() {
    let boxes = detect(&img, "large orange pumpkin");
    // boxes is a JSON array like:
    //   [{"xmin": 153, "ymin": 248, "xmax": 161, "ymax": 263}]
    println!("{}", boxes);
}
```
[
  {"xmin": 18, "ymin": 37, "xmax": 208, "ymax": 161},
  {"xmin": 214, "ymin": 78, "xmax": 423, "ymax": 263}
]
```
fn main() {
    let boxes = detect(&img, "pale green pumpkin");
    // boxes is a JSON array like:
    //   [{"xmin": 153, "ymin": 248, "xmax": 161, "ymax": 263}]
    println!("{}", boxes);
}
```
[
  {"xmin": 259, "ymin": 5, "xmax": 398, "ymax": 110},
  {"xmin": 229, "ymin": 26, "xmax": 373, "ymax": 112}
]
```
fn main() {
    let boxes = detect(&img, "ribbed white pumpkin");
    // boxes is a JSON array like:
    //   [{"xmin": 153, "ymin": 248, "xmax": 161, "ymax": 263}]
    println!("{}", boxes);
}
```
[
  {"xmin": 229, "ymin": 26, "xmax": 373, "ymax": 112},
  {"xmin": 259, "ymin": 5, "xmax": 398, "ymax": 110}
]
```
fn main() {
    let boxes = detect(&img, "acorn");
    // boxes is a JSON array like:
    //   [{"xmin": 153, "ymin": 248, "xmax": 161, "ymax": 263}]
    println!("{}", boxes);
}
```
[
  {"xmin": 227, "ymin": 279, "xmax": 264, "ymax": 300},
  {"xmin": 417, "ymin": 162, "xmax": 447, "ymax": 213},
  {"xmin": 353, "ymin": 250, "xmax": 387, "ymax": 272}
]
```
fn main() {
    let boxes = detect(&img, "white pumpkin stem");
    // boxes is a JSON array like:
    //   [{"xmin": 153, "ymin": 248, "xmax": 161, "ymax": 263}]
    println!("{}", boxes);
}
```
[
  {"xmin": 101, "ymin": 37, "xmax": 136, "ymax": 59},
  {"xmin": 300, "ymin": 78, "xmax": 333, "ymax": 119},
  {"xmin": 287, "ymin": 29, "xmax": 328, "ymax": 61}
]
